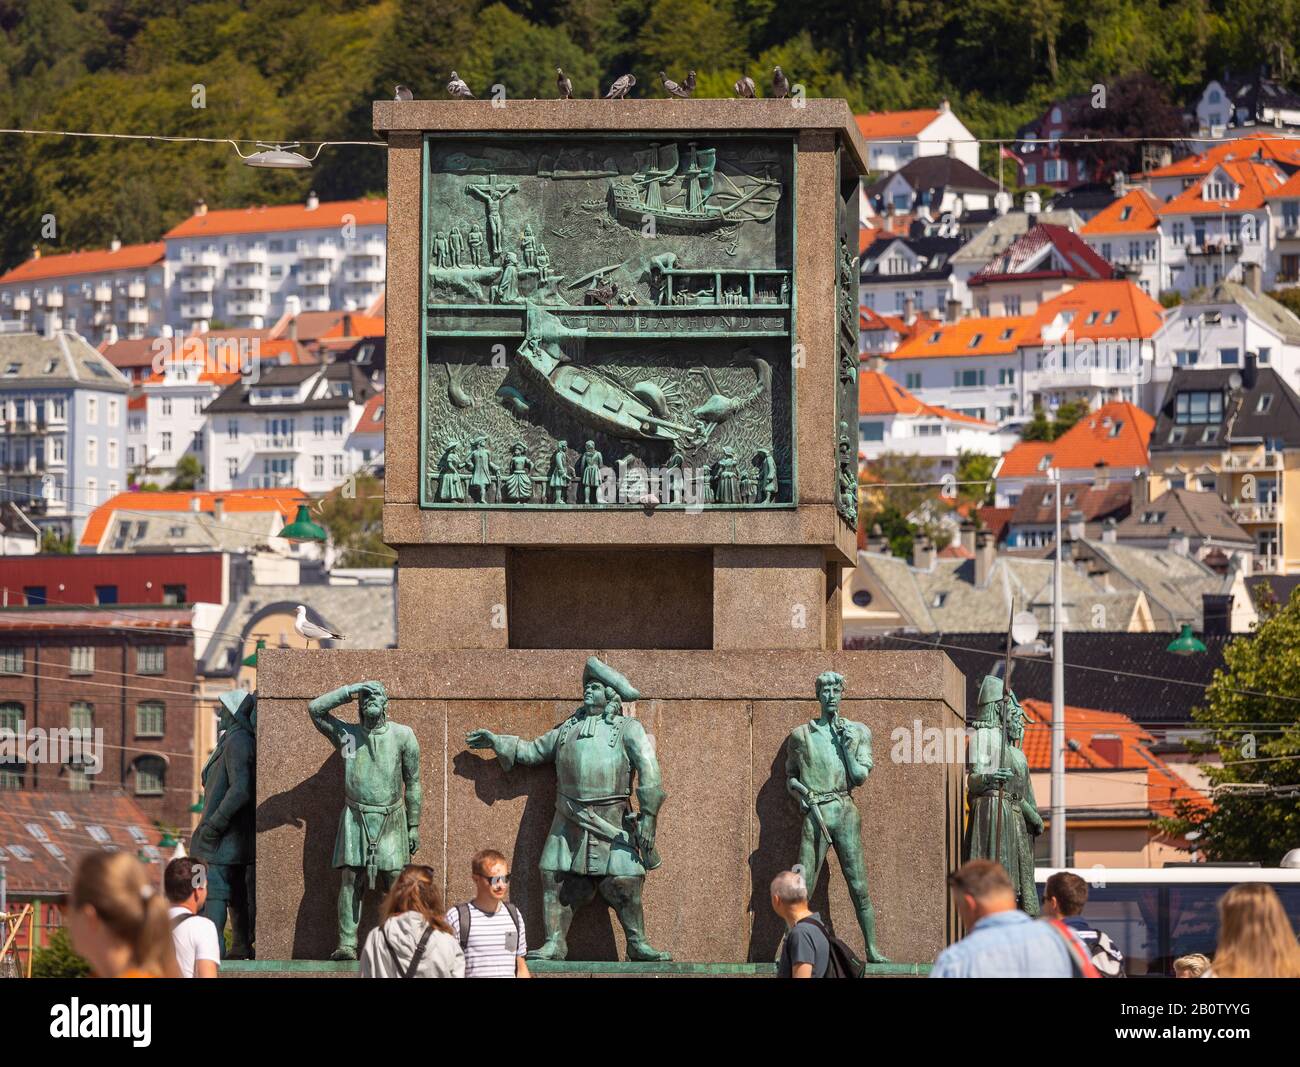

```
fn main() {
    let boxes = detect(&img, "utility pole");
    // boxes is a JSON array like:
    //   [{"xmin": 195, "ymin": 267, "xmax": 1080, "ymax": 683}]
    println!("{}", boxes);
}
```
[{"xmin": 1051, "ymin": 466, "xmax": 1066, "ymax": 866}]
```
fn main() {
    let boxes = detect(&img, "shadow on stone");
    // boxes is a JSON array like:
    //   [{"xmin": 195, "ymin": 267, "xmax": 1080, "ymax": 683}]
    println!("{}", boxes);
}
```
[{"xmin": 747, "ymin": 739, "xmax": 806, "ymax": 962}]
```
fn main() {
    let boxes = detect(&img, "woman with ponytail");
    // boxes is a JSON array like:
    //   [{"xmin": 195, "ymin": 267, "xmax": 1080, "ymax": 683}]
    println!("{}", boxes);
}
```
[
  {"xmin": 67, "ymin": 851, "xmax": 180, "ymax": 978},
  {"xmin": 360, "ymin": 864, "xmax": 464, "ymax": 978}
]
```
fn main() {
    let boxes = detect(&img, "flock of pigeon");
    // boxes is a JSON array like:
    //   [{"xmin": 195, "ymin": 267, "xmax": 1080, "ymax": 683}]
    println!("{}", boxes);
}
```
[{"xmin": 393, "ymin": 66, "xmax": 792, "ymax": 102}]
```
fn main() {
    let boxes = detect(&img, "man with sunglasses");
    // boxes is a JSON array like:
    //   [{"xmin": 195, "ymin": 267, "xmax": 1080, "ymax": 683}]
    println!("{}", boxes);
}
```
[{"xmin": 448, "ymin": 849, "xmax": 530, "ymax": 978}]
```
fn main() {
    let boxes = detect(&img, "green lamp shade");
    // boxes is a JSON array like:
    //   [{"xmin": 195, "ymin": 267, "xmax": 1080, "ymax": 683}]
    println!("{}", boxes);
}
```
[
  {"xmin": 241, "ymin": 638, "xmax": 267, "ymax": 667},
  {"xmin": 278, "ymin": 503, "xmax": 327, "ymax": 544},
  {"xmin": 189, "ymin": 795, "xmax": 205, "ymax": 814},
  {"xmin": 1167, "ymin": 623, "xmax": 1207, "ymax": 656},
  {"xmin": 159, "ymin": 831, "xmax": 178, "ymax": 849}
]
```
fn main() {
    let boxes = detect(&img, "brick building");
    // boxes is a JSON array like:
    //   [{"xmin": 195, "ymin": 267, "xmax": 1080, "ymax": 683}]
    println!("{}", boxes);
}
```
[{"xmin": 0, "ymin": 607, "xmax": 197, "ymax": 830}]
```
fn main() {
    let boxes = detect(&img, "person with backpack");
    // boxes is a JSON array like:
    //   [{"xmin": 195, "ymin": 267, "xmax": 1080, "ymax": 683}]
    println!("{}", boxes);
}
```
[
  {"xmin": 359, "ymin": 865, "xmax": 464, "ymax": 978},
  {"xmin": 770, "ymin": 869, "xmax": 864, "ymax": 978},
  {"xmin": 446, "ymin": 850, "xmax": 530, "ymax": 978},
  {"xmin": 932, "ymin": 860, "xmax": 1098, "ymax": 978},
  {"xmin": 1042, "ymin": 871, "xmax": 1125, "ymax": 977},
  {"xmin": 164, "ymin": 857, "xmax": 221, "ymax": 978}
]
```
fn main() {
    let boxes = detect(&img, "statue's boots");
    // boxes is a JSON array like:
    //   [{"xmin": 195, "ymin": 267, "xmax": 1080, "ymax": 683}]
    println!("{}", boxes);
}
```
[
  {"xmin": 330, "ymin": 944, "xmax": 358, "ymax": 961},
  {"xmin": 625, "ymin": 939, "xmax": 672, "ymax": 963},
  {"xmin": 525, "ymin": 937, "xmax": 568, "ymax": 961}
]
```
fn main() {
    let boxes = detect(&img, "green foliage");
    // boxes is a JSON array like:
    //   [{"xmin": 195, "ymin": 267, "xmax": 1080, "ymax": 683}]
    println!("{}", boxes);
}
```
[
  {"xmin": 39, "ymin": 528, "xmax": 74, "ymax": 554},
  {"xmin": 3, "ymin": 0, "xmax": 1300, "ymax": 269},
  {"xmin": 1020, "ymin": 400, "xmax": 1088, "ymax": 442},
  {"xmin": 1159, "ymin": 290, "xmax": 1184, "ymax": 309},
  {"xmin": 1267, "ymin": 287, "xmax": 1300, "ymax": 319},
  {"xmin": 318, "ymin": 473, "xmax": 396, "ymax": 567},
  {"xmin": 166, "ymin": 454, "xmax": 204, "ymax": 491},
  {"xmin": 30, "ymin": 928, "xmax": 92, "ymax": 979},
  {"xmin": 956, "ymin": 450, "xmax": 996, "ymax": 507},
  {"xmin": 860, "ymin": 504, "xmax": 916, "ymax": 560},
  {"xmin": 1162, "ymin": 588, "xmax": 1300, "ymax": 863}
]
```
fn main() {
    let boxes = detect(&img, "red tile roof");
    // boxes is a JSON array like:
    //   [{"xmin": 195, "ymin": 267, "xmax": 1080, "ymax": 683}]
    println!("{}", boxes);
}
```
[
  {"xmin": 1143, "ymin": 135, "xmax": 1300, "ymax": 179},
  {"xmin": 997, "ymin": 400, "xmax": 1154, "ymax": 478},
  {"xmin": 0, "ymin": 242, "xmax": 164, "ymax": 285},
  {"xmin": 855, "ymin": 110, "xmax": 942, "ymax": 140},
  {"xmin": 354, "ymin": 392, "xmax": 385, "ymax": 433},
  {"xmin": 890, "ymin": 315, "xmax": 1031, "ymax": 359},
  {"xmin": 1082, "ymin": 188, "xmax": 1163, "ymax": 234},
  {"xmin": 858, "ymin": 370, "xmax": 994, "ymax": 426},
  {"xmin": 79, "ymin": 488, "xmax": 304, "ymax": 549},
  {"xmin": 1159, "ymin": 160, "xmax": 1287, "ymax": 216},
  {"xmin": 165, "ymin": 198, "xmax": 386, "ymax": 239},
  {"xmin": 1020, "ymin": 700, "xmax": 1210, "ymax": 816},
  {"xmin": 978, "ymin": 505, "xmax": 1015, "ymax": 542},
  {"xmin": 0, "ymin": 792, "xmax": 165, "ymax": 898},
  {"xmin": 971, "ymin": 224, "xmax": 1115, "ymax": 284},
  {"xmin": 1264, "ymin": 169, "xmax": 1300, "ymax": 200},
  {"xmin": 0, "ymin": 607, "xmax": 192, "ymax": 632},
  {"xmin": 1017, "ymin": 280, "xmax": 1165, "ymax": 346},
  {"xmin": 319, "ymin": 313, "xmax": 385, "ymax": 340}
]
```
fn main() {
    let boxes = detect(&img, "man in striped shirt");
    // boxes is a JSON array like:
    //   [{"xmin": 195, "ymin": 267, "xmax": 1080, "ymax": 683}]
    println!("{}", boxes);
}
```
[{"xmin": 447, "ymin": 850, "xmax": 531, "ymax": 978}]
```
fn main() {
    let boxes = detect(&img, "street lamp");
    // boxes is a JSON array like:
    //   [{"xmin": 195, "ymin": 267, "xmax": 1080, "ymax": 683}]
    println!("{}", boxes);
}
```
[
  {"xmin": 241, "ymin": 638, "xmax": 267, "ymax": 668},
  {"xmin": 1167, "ymin": 623, "xmax": 1207, "ymax": 656},
  {"xmin": 236, "ymin": 143, "xmax": 316, "ymax": 169},
  {"xmin": 277, "ymin": 504, "xmax": 327, "ymax": 544}
]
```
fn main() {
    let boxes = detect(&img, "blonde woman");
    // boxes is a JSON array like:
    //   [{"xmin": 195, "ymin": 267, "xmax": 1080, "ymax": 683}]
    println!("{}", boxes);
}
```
[
  {"xmin": 1207, "ymin": 884, "xmax": 1300, "ymax": 978},
  {"xmin": 1173, "ymin": 953, "xmax": 1211, "ymax": 978},
  {"xmin": 66, "ymin": 851, "xmax": 180, "ymax": 978}
]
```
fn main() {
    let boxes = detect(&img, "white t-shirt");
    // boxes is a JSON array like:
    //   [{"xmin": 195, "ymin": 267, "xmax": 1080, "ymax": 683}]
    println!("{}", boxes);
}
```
[
  {"xmin": 445, "ymin": 902, "xmax": 526, "ymax": 978},
  {"xmin": 169, "ymin": 906, "xmax": 221, "ymax": 977}
]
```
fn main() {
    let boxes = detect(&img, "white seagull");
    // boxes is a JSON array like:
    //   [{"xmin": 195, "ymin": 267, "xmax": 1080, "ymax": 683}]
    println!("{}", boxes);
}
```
[{"xmin": 295, "ymin": 604, "xmax": 344, "ymax": 646}]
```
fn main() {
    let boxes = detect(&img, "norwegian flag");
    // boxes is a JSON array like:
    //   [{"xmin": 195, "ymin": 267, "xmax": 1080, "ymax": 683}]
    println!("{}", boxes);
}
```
[{"xmin": 999, "ymin": 145, "xmax": 1023, "ymax": 165}]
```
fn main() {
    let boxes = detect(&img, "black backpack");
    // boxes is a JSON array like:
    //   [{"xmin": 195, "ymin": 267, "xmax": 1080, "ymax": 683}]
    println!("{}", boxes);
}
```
[
  {"xmin": 795, "ymin": 916, "xmax": 866, "ymax": 978},
  {"xmin": 455, "ymin": 901, "xmax": 523, "ymax": 952}
]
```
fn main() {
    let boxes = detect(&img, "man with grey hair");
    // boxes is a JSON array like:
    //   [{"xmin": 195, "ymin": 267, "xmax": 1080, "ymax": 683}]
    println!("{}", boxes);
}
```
[{"xmin": 769, "ymin": 868, "xmax": 830, "ymax": 978}]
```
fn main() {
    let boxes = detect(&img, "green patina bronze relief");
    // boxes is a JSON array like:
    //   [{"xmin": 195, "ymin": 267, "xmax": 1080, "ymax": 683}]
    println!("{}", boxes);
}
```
[
  {"xmin": 835, "ymin": 151, "xmax": 861, "ymax": 529},
  {"xmin": 421, "ymin": 135, "xmax": 797, "ymax": 509}
]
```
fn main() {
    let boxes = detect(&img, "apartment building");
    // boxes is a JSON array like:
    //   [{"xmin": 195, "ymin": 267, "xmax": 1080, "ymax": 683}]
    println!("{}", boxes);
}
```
[
  {"xmin": 163, "ymin": 193, "xmax": 387, "ymax": 331},
  {"xmin": 1081, "ymin": 188, "xmax": 1165, "ymax": 296},
  {"xmin": 0, "ymin": 329, "xmax": 129, "ymax": 540},
  {"xmin": 854, "ymin": 103, "xmax": 979, "ymax": 177},
  {"xmin": 857, "ymin": 368, "xmax": 1000, "ymax": 467},
  {"xmin": 0, "ymin": 241, "xmax": 166, "ymax": 344}
]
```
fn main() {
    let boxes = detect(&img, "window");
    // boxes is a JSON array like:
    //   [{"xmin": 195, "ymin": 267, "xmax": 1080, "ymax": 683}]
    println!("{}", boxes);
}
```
[
  {"xmin": 1258, "ymin": 347, "xmax": 1271, "ymax": 365},
  {"xmin": 1257, "ymin": 394, "xmax": 1274, "ymax": 414},
  {"xmin": 227, "ymin": 419, "xmax": 239, "ymax": 441},
  {"xmin": 998, "ymin": 368, "xmax": 1015, "ymax": 386},
  {"xmin": 861, "ymin": 421, "xmax": 884, "ymax": 442},
  {"xmin": 70, "ymin": 701, "xmax": 93, "ymax": 735},
  {"xmin": 86, "ymin": 436, "xmax": 97, "ymax": 465},
  {"xmin": 954, "ymin": 369, "xmax": 985, "ymax": 388},
  {"xmin": 107, "ymin": 398, "xmax": 119, "ymax": 426},
  {"xmin": 333, "ymin": 415, "xmax": 346, "ymax": 435},
  {"xmin": 65, "ymin": 764, "xmax": 90, "ymax": 792},
  {"xmin": 135, "ymin": 701, "xmax": 165, "ymax": 737},
  {"xmin": 86, "ymin": 824, "xmax": 110, "ymax": 843},
  {"xmin": 87, "ymin": 396, "xmax": 98, "ymax": 423},
  {"xmin": 1174, "ymin": 390, "xmax": 1223, "ymax": 424},
  {"xmin": 24, "ymin": 586, "xmax": 46, "ymax": 606},
  {"xmin": 1004, "ymin": 296, "xmax": 1021, "ymax": 315},
  {"xmin": 134, "ymin": 755, "xmax": 165, "ymax": 795},
  {"xmin": 70, "ymin": 646, "xmax": 94, "ymax": 675},
  {"xmin": 161, "ymin": 431, "xmax": 172, "ymax": 453},
  {"xmin": 228, "ymin": 457, "xmax": 239, "ymax": 480},
  {"xmin": 0, "ymin": 701, "xmax": 22, "ymax": 729},
  {"xmin": 313, "ymin": 455, "xmax": 324, "ymax": 478},
  {"xmin": 332, "ymin": 454, "xmax": 346, "ymax": 477},
  {"xmin": 1218, "ymin": 347, "xmax": 1239, "ymax": 366},
  {"xmin": 0, "ymin": 648, "xmax": 22, "ymax": 674},
  {"xmin": 967, "ymin": 334, "xmax": 984, "ymax": 349},
  {"xmin": 107, "ymin": 439, "xmax": 118, "ymax": 467},
  {"xmin": 1024, "ymin": 163, "xmax": 1036, "ymax": 184},
  {"xmin": 161, "ymin": 397, "xmax": 172, "ymax": 417},
  {"xmin": 1176, "ymin": 350, "xmax": 1199, "ymax": 367},
  {"xmin": 313, "ymin": 415, "xmax": 325, "ymax": 437},
  {"xmin": 905, "ymin": 372, "xmax": 922, "ymax": 389},
  {"xmin": 95, "ymin": 585, "xmax": 118, "ymax": 605},
  {"xmin": 162, "ymin": 585, "xmax": 187, "ymax": 605},
  {"xmin": 136, "ymin": 646, "xmax": 165, "ymax": 675}
]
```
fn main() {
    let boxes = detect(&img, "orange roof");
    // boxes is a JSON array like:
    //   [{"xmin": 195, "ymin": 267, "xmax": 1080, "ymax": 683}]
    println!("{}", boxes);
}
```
[
  {"xmin": 1159, "ymin": 159, "xmax": 1287, "ymax": 216},
  {"xmin": 997, "ymin": 400, "xmax": 1153, "ymax": 478},
  {"xmin": 165, "ymin": 198, "xmax": 386, "ymax": 239},
  {"xmin": 1264, "ymin": 169, "xmax": 1300, "ymax": 200},
  {"xmin": 1143, "ymin": 135, "xmax": 1300, "ymax": 179},
  {"xmin": 354, "ymin": 392, "xmax": 385, "ymax": 433},
  {"xmin": 0, "ymin": 242, "xmax": 164, "ymax": 284},
  {"xmin": 1082, "ymin": 188, "xmax": 1162, "ymax": 234},
  {"xmin": 858, "ymin": 370, "xmax": 993, "ymax": 426},
  {"xmin": 320, "ymin": 313, "xmax": 385, "ymax": 339},
  {"xmin": 1020, "ymin": 700, "xmax": 1209, "ymax": 816},
  {"xmin": 1019, "ymin": 280, "xmax": 1164, "ymax": 345},
  {"xmin": 79, "ymin": 488, "xmax": 304, "ymax": 548},
  {"xmin": 855, "ymin": 110, "xmax": 942, "ymax": 140},
  {"xmin": 890, "ymin": 316, "xmax": 1031, "ymax": 360}
]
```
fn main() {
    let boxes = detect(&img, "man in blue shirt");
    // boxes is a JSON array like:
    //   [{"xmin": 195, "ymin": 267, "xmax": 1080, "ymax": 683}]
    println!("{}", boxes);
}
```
[{"xmin": 931, "ymin": 860, "xmax": 1081, "ymax": 978}]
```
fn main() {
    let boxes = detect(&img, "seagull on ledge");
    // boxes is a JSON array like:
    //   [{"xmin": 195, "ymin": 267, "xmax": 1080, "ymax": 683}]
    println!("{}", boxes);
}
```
[{"xmin": 295, "ymin": 605, "xmax": 344, "ymax": 646}]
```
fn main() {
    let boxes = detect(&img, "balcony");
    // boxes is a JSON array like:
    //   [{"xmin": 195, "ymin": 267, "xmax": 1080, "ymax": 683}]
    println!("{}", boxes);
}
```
[
  {"xmin": 1221, "ymin": 450, "xmax": 1282, "ymax": 472},
  {"xmin": 180, "ymin": 250, "xmax": 221, "ymax": 268},
  {"xmin": 1277, "ymin": 223, "xmax": 1300, "ymax": 241},
  {"xmin": 344, "ymin": 266, "xmax": 384, "ymax": 285},
  {"xmin": 92, "ymin": 309, "xmax": 111, "ymax": 326},
  {"xmin": 1232, "ymin": 500, "xmax": 1281, "ymax": 524},
  {"xmin": 93, "ymin": 284, "xmax": 113, "ymax": 303},
  {"xmin": 299, "ymin": 269, "xmax": 333, "ymax": 286},
  {"xmin": 1253, "ymin": 555, "xmax": 1282, "ymax": 574},
  {"xmin": 227, "ymin": 300, "xmax": 269, "ymax": 317},
  {"xmin": 344, "ymin": 239, "xmax": 386, "ymax": 259},
  {"xmin": 180, "ymin": 275, "xmax": 215, "ymax": 294},
  {"xmin": 301, "ymin": 295, "xmax": 332, "ymax": 311},
  {"xmin": 229, "ymin": 247, "xmax": 267, "ymax": 266},
  {"xmin": 257, "ymin": 434, "xmax": 297, "ymax": 450},
  {"xmin": 250, "ymin": 473, "xmax": 295, "ymax": 488},
  {"xmin": 1025, "ymin": 366, "xmax": 1140, "ymax": 392},
  {"xmin": 12, "ymin": 295, "xmax": 30, "ymax": 311},
  {"xmin": 127, "ymin": 307, "xmax": 150, "ymax": 325},
  {"xmin": 43, "ymin": 291, "xmax": 64, "ymax": 308},
  {"xmin": 181, "ymin": 302, "xmax": 214, "ymax": 319},
  {"xmin": 300, "ymin": 243, "xmax": 341, "ymax": 263},
  {"xmin": 228, "ymin": 273, "xmax": 268, "ymax": 291},
  {"xmin": 127, "ymin": 281, "xmax": 147, "ymax": 299},
  {"xmin": 1186, "ymin": 239, "xmax": 1241, "ymax": 256}
]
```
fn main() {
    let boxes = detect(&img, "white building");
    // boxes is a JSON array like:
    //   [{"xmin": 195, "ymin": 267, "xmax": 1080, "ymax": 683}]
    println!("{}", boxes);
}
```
[
  {"xmin": 1192, "ymin": 73, "xmax": 1300, "ymax": 141},
  {"xmin": 164, "ymin": 193, "xmax": 387, "ymax": 332},
  {"xmin": 0, "ymin": 241, "xmax": 167, "ymax": 345},
  {"xmin": 1264, "ymin": 170, "xmax": 1300, "ymax": 290},
  {"xmin": 858, "ymin": 368, "xmax": 1000, "ymax": 470},
  {"xmin": 854, "ymin": 103, "xmax": 979, "ymax": 177},
  {"xmin": 1081, "ymin": 188, "xmax": 1165, "ymax": 297},
  {"xmin": 202, "ymin": 362, "xmax": 376, "ymax": 494},
  {"xmin": 346, "ymin": 392, "xmax": 385, "ymax": 477},
  {"xmin": 1153, "ymin": 277, "xmax": 1300, "ymax": 394}
]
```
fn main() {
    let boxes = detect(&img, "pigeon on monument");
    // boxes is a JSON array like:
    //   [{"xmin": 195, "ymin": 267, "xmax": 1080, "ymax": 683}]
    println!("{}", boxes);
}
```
[
  {"xmin": 447, "ymin": 72, "xmax": 474, "ymax": 99},
  {"xmin": 660, "ymin": 71, "xmax": 691, "ymax": 98},
  {"xmin": 605, "ymin": 74, "xmax": 635, "ymax": 99},
  {"xmin": 295, "ymin": 605, "xmax": 344, "ymax": 644},
  {"xmin": 556, "ymin": 67, "xmax": 573, "ymax": 99},
  {"xmin": 772, "ymin": 66, "xmax": 790, "ymax": 99},
  {"xmin": 734, "ymin": 75, "xmax": 755, "ymax": 98},
  {"xmin": 394, "ymin": 85, "xmax": 414, "ymax": 102}
]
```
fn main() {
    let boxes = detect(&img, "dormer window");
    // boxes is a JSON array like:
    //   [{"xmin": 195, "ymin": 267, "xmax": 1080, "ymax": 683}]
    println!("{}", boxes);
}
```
[
  {"xmin": 1037, "ymin": 454, "xmax": 1053, "ymax": 472},
  {"xmin": 1257, "ymin": 394, "xmax": 1273, "ymax": 414},
  {"xmin": 1204, "ymin": 178, "xmax": 1237, "ymax": 201},
  {"xmin": 967, "ymin": 333, "xmax": 983, "ymax": 348},
  {"xmin": 999, "ymin": 328, "xmax": 1014, "ymax": 341},
  {"xmin": 1120, "ymin": 205, "xmax": 1132, "ymax": 221},
  {"xmin": 1105, "ymin": 310, "xmax": 1120, "ymax": 324},
  {"xmin": 1086, "ymin": 311, "xmax": 1100, "ymax": 325},
  {"xmin": 928, "ymin": 331, "xmax": 942, "ymax": 344}
]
